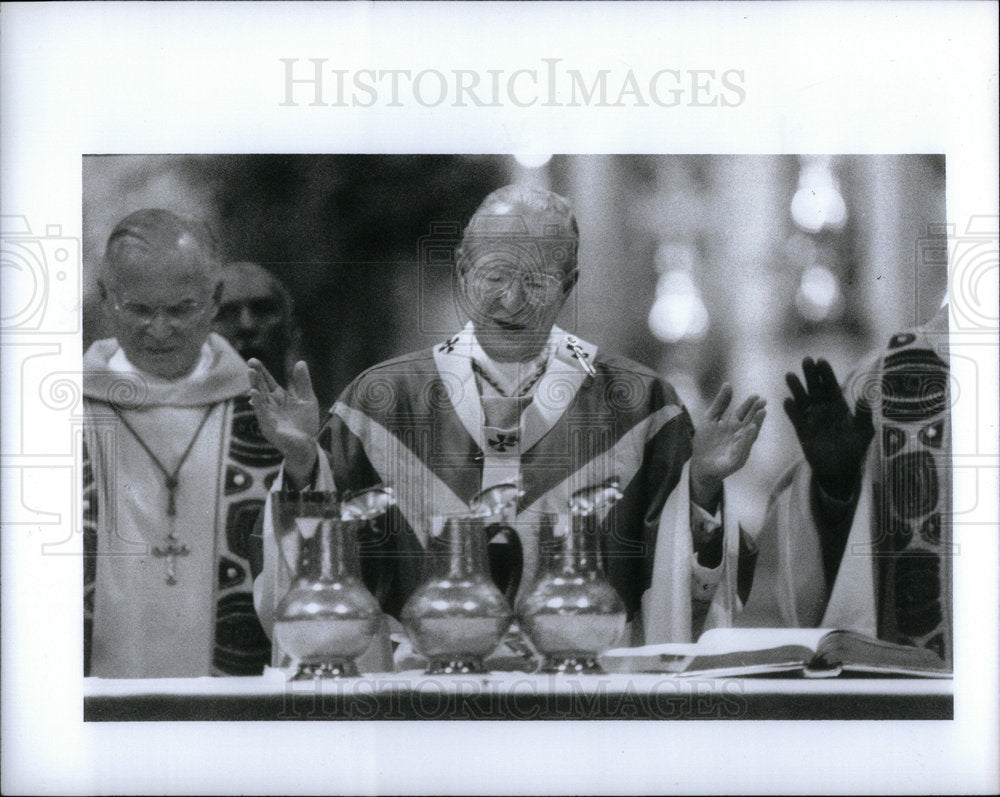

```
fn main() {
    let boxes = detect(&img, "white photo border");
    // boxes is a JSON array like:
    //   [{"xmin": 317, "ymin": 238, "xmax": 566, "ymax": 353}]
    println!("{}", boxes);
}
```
[{"xmin": 1, "ymin": 2, "xmax": 998, "ymax": 795}]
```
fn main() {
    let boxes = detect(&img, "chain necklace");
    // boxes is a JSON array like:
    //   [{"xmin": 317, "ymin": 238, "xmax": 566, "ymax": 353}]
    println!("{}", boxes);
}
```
[{"xmin": 112, "ymin": 405, "xmax": 214, "ymax": 584}]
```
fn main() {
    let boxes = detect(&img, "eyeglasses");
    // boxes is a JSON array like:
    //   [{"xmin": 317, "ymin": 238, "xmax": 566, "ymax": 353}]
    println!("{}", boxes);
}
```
[
  {"xmin": 467, "ymin": 265, "xmax": 566, "ymax": 304},
  {"xmin": 109, "ymin": 292, "xmax": 210, "ymax": 328}
]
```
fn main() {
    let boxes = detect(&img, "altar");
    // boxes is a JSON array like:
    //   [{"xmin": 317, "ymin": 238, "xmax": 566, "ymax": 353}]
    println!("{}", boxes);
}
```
[{"xmin": 84, "ymin": 672, "xmax": 953, "ymax": 722}]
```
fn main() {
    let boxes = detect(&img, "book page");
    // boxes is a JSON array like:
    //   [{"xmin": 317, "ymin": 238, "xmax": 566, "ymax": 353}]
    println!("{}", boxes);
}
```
[
  {"xmin": 603, "ymin": 627, "xmax": 833, "ymax": 660},
  {"xmin": 601, "ymin": 642, "xmax": 700, "ymax": 659},
  {"xmin": 696, "ymin": 627, "xmax": 833, "ymax": 655}
]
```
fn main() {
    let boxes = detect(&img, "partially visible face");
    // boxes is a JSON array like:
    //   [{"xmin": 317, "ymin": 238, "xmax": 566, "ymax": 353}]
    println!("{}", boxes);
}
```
[
  {"xmin": 102, "ymin": 244, "xmax": 219, "ymax": 380},
  {"xmin": 212, "ymin": 266, "xmax": 288, "ymax": 377},
  {"xmin": 459, "ymin": 238, "xmax": 577, "ymax": 351}
]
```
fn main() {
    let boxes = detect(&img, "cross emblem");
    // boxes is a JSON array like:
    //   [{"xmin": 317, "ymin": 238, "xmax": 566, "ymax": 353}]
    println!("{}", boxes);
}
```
[
  {"xmin": 153, "ymin": 532, "xmax": 190, "ymax": 585},
  {"xmin": 487, "ymin": 432, "xmax": 518, "ymax": 452},
  {"xmin": 565, "ymin": 337, "xmax": 596, "ymax": 377},
  {"xmin": 439, "ymin": 336, "xmax": 459, "ymax": 354}
]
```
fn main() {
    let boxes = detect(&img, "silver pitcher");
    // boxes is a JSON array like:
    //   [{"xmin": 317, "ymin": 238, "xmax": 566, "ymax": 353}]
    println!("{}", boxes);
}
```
[
  {"xmin": 272, "ymin": 487, "xmax": 394, "ymax": 679},
  {"xmin": 516, "ymin": 480, "xmax": 627, "ymax": 674},
  {"xmin": 400, "ymin": 484, "xmax": 520, "ymax": 674}
]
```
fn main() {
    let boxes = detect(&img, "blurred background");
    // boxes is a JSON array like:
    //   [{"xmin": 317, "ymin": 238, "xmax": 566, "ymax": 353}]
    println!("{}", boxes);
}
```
[{"xmin": 82, "ymin": 153, "xmax": 947, "ymax": 534}]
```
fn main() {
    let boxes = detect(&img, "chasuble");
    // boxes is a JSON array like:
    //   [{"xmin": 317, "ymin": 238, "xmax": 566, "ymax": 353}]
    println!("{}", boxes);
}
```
[{"xmin": 254, "ymin": 324, "xmax": 755, "ymax": 655}]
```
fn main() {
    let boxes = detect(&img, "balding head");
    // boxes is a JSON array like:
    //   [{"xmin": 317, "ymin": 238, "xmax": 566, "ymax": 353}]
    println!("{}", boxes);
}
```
[
  {"xmin": 99, "ymin": 209, "xmax": 222, "ymax": 380},
  {"xmin": 457, "ymin": 185, "xmax": 580, "ymax": 361},
  {"xmin": 102, "ymin": 208, "xmax": 219, "ymax": 288},
  {"xmin": 458, "ymin": 184, "xmax": 579, "ymax": 276}
]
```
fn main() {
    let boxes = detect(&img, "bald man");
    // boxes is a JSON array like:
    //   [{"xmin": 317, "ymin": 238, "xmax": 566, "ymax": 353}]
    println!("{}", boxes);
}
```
[
  {"xmin": 250, "ymin": 185, "xmax": 765, "ymax": 663},
  {"xmin": 83, "ymin": 209, "xmax": 280, "ymax": 677}
]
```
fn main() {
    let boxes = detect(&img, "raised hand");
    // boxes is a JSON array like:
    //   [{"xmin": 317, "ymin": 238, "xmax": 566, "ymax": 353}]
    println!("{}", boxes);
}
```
[
  {"xmin": 248, "ymin": 358, "xmax": 321, "ymax": 484},
  {"xmin": 783, "ymin": 357, "xmax": 874, "ymax": 499},
  {"xmin": 689, "ymin": 383, "xmax": 767, "ymax": 513}
]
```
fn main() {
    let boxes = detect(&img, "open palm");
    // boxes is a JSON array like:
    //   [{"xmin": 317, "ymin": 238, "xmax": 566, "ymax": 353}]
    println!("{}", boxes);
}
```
[
  {"xmin": 783, "ymin": 357, "xmax": 873, "ymax": 498},
  {"xmin": 692, "ymin": 383, "xmax": 767, "ymax": 482},
  {"xmin": 248, "ymin": 358, "xmax": 321, "ymax": 462}
]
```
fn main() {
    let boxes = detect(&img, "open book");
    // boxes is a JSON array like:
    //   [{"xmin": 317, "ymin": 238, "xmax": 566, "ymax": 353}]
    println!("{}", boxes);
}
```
[{"xmin": 599, "ymin": 627, "xmax": 951, "ymax": 678}]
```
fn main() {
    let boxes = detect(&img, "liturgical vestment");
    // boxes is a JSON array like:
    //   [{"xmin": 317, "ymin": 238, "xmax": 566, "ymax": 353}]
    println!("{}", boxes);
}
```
[
  {"xmin": 741, "ymin": 306, "xmax": 952, "ymax": 667},
  {"xmin": 255, "ymin": 324, "xmax": 753, "ymax": 662},
  {"xmin": 83, "ymin": 333, "xmax": 280, "ymax": 677}
]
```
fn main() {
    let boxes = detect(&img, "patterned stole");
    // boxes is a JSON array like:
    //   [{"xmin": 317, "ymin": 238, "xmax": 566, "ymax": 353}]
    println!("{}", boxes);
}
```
[
  {"xmin": 873, "ymin": 319, "xmax": 952, "ymax": 665},
  {"xmin": 82, "ymin": 439, "xmax": 98, "ymax": 673},
  {"xmin": 84, "ymin": 394, "xmax": 281, "ymax": 676},
  {"xmin": 215, "ymin": 395, "xmax": 283, "ymax": 674},
  {"xmin": 477, "ymin": 388, "xmax": 534, "ymax": 602}
]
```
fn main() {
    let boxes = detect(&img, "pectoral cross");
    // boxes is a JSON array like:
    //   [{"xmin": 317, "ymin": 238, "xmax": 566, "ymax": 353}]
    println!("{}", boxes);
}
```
[
  {"xmin": 112, "ymin": 405, "xmax": 212, "ymax": 587},
  {"xmin": 565, "ymin": 336, "xmax": 596, "ymax": 377},
  {"xmin": 153, "ymin": 532, "xmax": 190, "ymax": 585}
]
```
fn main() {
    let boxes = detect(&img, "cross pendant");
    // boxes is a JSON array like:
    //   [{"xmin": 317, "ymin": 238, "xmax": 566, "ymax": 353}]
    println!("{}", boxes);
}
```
[
  {"xmin": 566, "ymin": 339, "xmax": 596, "ymax": 377},
  {"xmin": 153, "ymin": 532, "xmax": 190, "ymax": 585}
]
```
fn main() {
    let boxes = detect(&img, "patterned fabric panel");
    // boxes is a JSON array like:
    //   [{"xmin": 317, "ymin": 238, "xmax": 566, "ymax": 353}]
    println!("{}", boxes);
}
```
[
  {"xmin": 876, "ymin": 335, "xmax": 952, "ymax": 666},
  {"xmin": 225, "ymin": 499, "xmax": 266, "ymax": 561},
  {"xmin": 213, "ymin": 592, "xmax": 272, "ymax": 676},
  {"xmin": 228, "ymin": 394, "xmax": 284, "ymax": 468},
  {"xmin": 212, "ymin": 400, "xmax": 281, "ymax": 676},
  {"xmin": 82, "ymin": 438, "xmax": 98, "ymax": 676}
]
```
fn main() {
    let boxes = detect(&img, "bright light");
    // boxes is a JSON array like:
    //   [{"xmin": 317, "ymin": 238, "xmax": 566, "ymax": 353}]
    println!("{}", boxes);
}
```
[
  {"xmin": 791, "ymin": 185, "xmax": 848, "ymax": 233},
  {"xmin": 795, "ymin": 265, "xmax": 842, "ymax": 321},
  {"xmin": 790, "ymin": 160, "xmax": 848, "ymax": 233},
  {"xmin": 648, "ymin": 270, "xmax": 710, "ymax": 343},
  {"xmin": 513, "ymin": 152, "xmax": 553, "ymax": 169}
]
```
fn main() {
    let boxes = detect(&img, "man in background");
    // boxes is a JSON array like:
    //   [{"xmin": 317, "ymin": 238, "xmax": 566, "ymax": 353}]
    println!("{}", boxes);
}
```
[
  {"xmin": 213, "ymin": 261, "xmax": 300, "ymax": 387},
  {"xmin": 83, "ymin": 209, "xmax": 280, "ymax": 677},
  {"xmin": 249, "ymin": 184, "xmax": 765, "ymax": 660}
]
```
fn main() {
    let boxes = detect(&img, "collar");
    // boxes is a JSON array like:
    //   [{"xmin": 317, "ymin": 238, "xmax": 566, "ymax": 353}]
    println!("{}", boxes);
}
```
[
  {"xmin": 433, "ymin": 321, "xmax": 598, "ymax": 456},
  {"xmin": 107, "ymin": 341, "xmax": 214, "ymax": 385},
  {"xmin": 83, "ymin": 332, "xmax": 251, "ymax": 408},
  {"xmin": 467, "ymin": 326, "xmax": 558, "ymax": 397}
]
